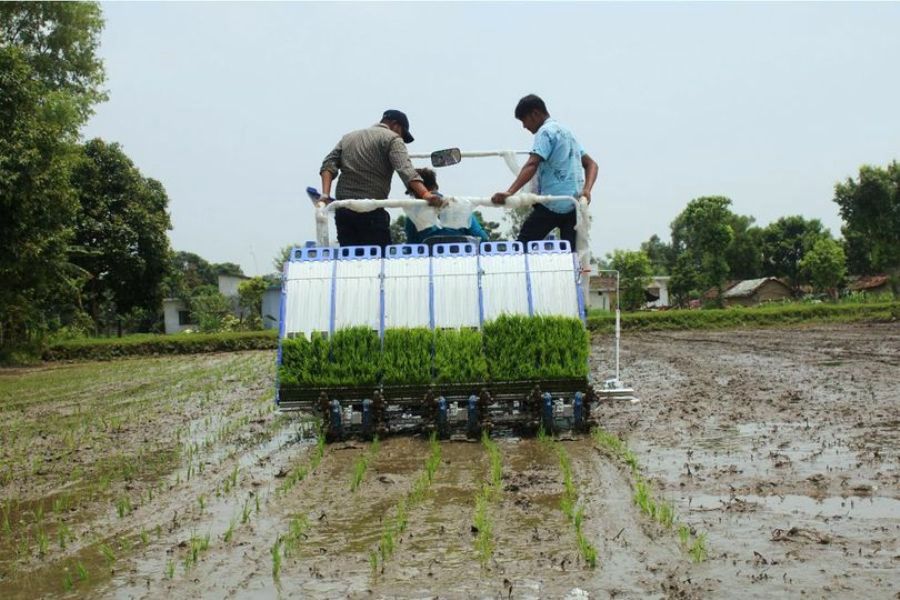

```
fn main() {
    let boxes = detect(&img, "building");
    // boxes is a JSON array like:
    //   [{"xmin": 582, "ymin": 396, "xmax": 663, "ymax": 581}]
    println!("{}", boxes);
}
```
[
  {"xmin": 261, "ymin": 284, "xmax": 282, "ymax": 330},
  {"xmin": 163, "ymin": 274, "xmax": 250, "ymax": 334},
  {"xmin": 588, "ymin": 274, "xmax": 671, "ymax": 311},
  {"xmin": 709, "ymin": 277, "xmax": 793, "ymax": 307},
  {"xmin": 848, "ymin": 274, "xmax": 893, "ymax": 297}
]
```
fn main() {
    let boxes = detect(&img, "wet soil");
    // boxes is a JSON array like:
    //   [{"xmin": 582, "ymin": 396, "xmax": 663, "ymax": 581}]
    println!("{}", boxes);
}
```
[
  {"xmin": 593, "ymin": 322, "xmax": 900, "ymax": 598},
  {"xmin": 0, "ymin": 323, "xmax": 897, "ymax": 598}
]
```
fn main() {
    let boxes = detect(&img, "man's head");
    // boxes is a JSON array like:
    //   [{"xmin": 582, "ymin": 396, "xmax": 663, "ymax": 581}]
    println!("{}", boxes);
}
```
[
  {"xmin": 407, "ymin": 167, "xmax": 438, "ymax": 196},
  {"xmin": 514, "ymin": 94, "xmax": 549, "ymax": 134},
  {"xmin": 381, "ymin": 109, "xmax": 414, "ymax": 143}
]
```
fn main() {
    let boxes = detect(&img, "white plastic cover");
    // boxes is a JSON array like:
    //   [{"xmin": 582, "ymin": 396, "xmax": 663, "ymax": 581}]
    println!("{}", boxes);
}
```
[
  {"xmin": 480, "ymin": 253, "xmax": 529, "ymax": 321},
  {"xmin": 333, "ymin": 259, "xmax": 382, "ymax": 331},
  {"xmin": 383, "ymin": 256, "xmax": 430, "ymax": 328},
  {"xmin": 439, "ymin": 198, "xmax": 473, "ymax": 230},
  {"xmin": 432, "ymin": 255, "xmax": 480, "ymax": 328},
  {"xmin": 283, "ymin": 260, "xmax": 332, "ymax": 337},
  {"xmin": 528, "ymin": 252, "xmax": 580, "ymax": 318}
]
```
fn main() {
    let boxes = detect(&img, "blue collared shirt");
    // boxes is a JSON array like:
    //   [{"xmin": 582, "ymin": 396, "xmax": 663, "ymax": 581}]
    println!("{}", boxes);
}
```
[{"xmin": 531, "ymin": 119, "xmax": 585, "ymax": 213}]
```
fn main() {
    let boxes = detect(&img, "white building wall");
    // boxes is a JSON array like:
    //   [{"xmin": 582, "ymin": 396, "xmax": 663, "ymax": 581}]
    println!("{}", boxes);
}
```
[{"xmin": 163, "ymin": 299, "xmax": 194, "ymax": 334}]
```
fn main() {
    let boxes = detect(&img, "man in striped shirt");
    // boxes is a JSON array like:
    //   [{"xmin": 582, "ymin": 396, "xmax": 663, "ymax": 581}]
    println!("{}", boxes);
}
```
[{"xmin": 319, "ymin": 110, "xmax": 441, "ymax": 248}]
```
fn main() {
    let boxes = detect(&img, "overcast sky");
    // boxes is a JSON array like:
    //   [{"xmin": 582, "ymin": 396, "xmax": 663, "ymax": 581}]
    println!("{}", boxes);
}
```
[{"xmin": 83, "ymin": 2, "xmax": 900, "ymax": 276}]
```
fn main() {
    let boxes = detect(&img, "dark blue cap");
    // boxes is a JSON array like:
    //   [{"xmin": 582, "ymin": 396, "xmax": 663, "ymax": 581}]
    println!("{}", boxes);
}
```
[{"xmin": 382, "ymin": 109, "xmax": 414, "ymax": 143}]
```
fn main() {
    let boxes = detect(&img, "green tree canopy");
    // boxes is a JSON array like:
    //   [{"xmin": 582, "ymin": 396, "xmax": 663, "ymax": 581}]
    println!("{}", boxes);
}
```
[
  {"xmin": 760, "ymin": 215, "xmax": 831, "ymax": 289},
  {"xmin": 608, "ymin": 249, "xmax": 652, "ymax": 311},
  {"xmin": 640, "ymin": 234, "xmax": 674, "ymax": 275},
  {"xmin": 833, "ymin": 161, "xmax": 899, "ymax": 285},
  {"xmin": 669, "ymin": 196, "xmax": 735, "ymax": 306},
  {"xmin": 0, "ymin": 2, "xmax": 106, "ymax": 347},
  {"xmin": 70, "ymin": 139, "xmax": 172, "ymax": 325},
  {"xmin": 800, "ymin": 238, "xmax": 847, "ymax": 298}
]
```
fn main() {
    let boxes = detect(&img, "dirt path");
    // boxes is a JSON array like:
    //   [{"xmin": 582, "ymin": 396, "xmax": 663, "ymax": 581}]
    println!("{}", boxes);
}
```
[
  {"xmin": 593, "ymin": 322, "xmax": 900, "ymax": 598},
  {"xmin": 1, "ymin": 323, "xmax": 897, "ymax": 598}
]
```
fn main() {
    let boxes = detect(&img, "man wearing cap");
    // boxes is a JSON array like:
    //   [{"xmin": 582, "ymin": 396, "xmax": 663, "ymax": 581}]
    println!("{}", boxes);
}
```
[{"xmin": 319, "ymin": 110, "xmax": 441, "ymax": 248}]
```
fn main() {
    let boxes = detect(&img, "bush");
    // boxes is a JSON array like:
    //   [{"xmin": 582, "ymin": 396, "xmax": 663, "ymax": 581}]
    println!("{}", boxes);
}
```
[
  {"xmin": 433, "ymin": 328, "xmax": 488, "ymax": 383},
  {"xmin": 43, "ymin": 330, "xmax": 277, "ymax": 361},
  {"xmin": 586, "ymin": 301, "xmax": 900, "ymax": 333}
]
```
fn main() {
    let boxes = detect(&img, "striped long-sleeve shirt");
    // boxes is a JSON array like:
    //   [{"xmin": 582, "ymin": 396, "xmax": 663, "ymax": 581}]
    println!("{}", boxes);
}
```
[{"xmin": 320, "ymin": 123, "xmax": 422, "ymax": 201}]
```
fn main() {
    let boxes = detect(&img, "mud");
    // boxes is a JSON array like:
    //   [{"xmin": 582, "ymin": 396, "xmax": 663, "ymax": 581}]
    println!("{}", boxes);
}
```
[
  {"xmin": 593, "ymin": 322, "xmax": 900, "ymax": 598},
  {"xmin": 0, "ymin": 323, "xmax": 897, "ymax": 598}
]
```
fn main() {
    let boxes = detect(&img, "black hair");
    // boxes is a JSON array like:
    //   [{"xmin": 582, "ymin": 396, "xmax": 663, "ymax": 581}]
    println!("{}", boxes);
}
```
[
  {"xmin": 514, "ymin": 94, "xmax": 548, "ymax": 120},
  {"xmin": 406, "ymin": 167, "xmax": 438, "ymax": 196}
]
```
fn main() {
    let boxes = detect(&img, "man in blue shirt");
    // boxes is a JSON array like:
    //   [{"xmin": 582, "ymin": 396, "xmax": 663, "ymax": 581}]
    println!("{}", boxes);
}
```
[{"xmin": 492, "ymin": 94, "xmax": 598, "ymax": 251}]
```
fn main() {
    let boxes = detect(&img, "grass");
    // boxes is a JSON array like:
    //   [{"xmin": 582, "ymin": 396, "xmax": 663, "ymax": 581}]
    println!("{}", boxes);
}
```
[
  {"xmin": 43, "ymin": 330, "xmax": 277, "ymax": 361},
  {"xmin": 592, "ymin": 427, "xmax": 708, "ymax": 562},
  {"xmin": 587, "ymin": 300, "xmax": 899, "ymax": 333}
]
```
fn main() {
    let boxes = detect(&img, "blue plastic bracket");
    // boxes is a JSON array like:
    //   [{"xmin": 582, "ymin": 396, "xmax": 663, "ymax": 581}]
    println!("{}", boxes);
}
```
[
  {"xmin": 362, "ymin": 399, "xmax": 373, "ymax": 438},
  {"xmin": 467, "ymin": 395, "xmax": 479, "ymax": 437},
  {"xmin": 337, "ymin": 245, "xmax": 382, "ymax": 260},
  {"xmin": 386, "ymin": 244, "xmax": 428, "ymax": 258},
  {"xmin": 480, "ymin": 241, "xmax": 524, "ymax": 255},
  {"xmin": 573, "ymin": 391, "xmax": 584, "ymax": 429},
  {"xmin": 573, "ymin": 253, "xmax": 587, "ymax": 322},
  {"xmin": 527, "ymin": 240, "xmax": 571, "ymax": 254},
  {"xmin": 329, "ymin": 399, "xmax": 343, "ymax": 439},
  {"xmin": 524, "ymin": 252, "xmax": 535, "ymax": 317},
  {"xmin": 436, "ymin": 396, "xmax": 448, "ymax": 438},
  {"xmin": 541, "ymin": 392, "xmax": 554, "ymax": 434}
]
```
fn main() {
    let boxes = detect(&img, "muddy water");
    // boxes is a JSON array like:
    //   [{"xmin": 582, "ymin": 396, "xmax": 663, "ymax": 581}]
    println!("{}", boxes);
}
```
[{"xmin": 594, "ymin": 323, "xmax": 900, "ymax": 598}]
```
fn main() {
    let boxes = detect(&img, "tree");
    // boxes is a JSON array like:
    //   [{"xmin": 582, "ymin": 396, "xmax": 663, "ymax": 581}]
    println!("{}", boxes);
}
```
[
  {"xmin": 834, "ymin": 161, "xmax": 900, "ymax": 293},
  {"xmin": 190, "ymin": 288, "xmax": 232, "ymax": 333},
  {"xmin": 608, "ymin": 250, "xmax": 652, "ymax": 311},
  {"xmin": 390, "ymin": 215, "xmax": 408, "ymax": 244},
  {"xmin": 473, "ymin": 211, "xmax": 503, "ymax": 241},
  {"xmin": 272, "ymin": 244, "xmax": 302, "ymax": 272},
  {"xmin": 760, "ymin": 216, "xmax": 831, "ymax": 290},
  {"xmin": 669, "ymin": 197, "xmax": 735, "ymax": 306},
  {"xmin": 841, "ymin": 227, "xmax": 876, "ymax": 276},
  {"xmin": 640, "ymin": 234, "xmax": 674, "ymax": 274},
  {"xmin": 800, "ymin": 238, "xmax": 847, "ymax": 299},
  {"xmin": 238, "ymin": 277, "xmax": 268, "ymax": 330},
  {"xmin": 0, "ymin": 2, "xmax": 106, "ymax": 348},
  {"xmin": 725, "ymin": 214, "xmax": 763, "ymax": 280},
  {"xmin": 163, "ymin": 251, "xmax": 245, "ymax": 300},
  {"xmin": 69, "ymin": 139, "xmax": 172, "ymax": 330},
  {"xmin": 505, "ymin": 206, "xmax": 530, "ymax": 240}
]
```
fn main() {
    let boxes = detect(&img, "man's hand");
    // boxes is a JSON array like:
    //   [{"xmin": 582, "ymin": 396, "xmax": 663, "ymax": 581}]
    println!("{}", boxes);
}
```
[
  {"xmin": 579, "ymin": 189, "xmax": 591, "ymax": 204},
  {"xmin": 424, "ymin": 192, "xmax": 445, "ymax": 208},
  {"xmin": 491, "ymin": 192, "xmax": 510, "ymax": 205}
]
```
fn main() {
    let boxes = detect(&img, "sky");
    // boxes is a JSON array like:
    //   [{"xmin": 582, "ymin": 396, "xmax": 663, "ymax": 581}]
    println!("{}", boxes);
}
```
[{"xmin": 83, "ymin": 2, "xmax": 900, "ymax": 276}]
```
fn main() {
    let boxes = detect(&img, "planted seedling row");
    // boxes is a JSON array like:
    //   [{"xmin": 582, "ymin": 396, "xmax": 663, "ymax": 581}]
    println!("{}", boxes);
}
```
[
  {"xmin": 591, "ymin": 428, "xmax": 708, "ymax": 562},
  {"xmin": 472, "ymin": 432, "xmax": 503, "ymax": 567},
  {"xmin": 371, "ymin": 434, "xmax": 442, "ymax": 575}
]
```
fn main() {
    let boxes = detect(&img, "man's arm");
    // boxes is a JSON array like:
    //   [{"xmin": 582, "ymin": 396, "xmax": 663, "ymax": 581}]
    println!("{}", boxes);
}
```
[
  {"xmin": 388, "ymin": 138, "xmax": 442, "ymax": 206},
  {"xmin": 491, "ymin": 153, "xmax": 542, "ymax": 204},
  {"xmin": 319, "ymin": 140, "xmax": 342, "ymax": 199},
  {"xmin": 580, "ymin": 153, "xmax": 598, "ymax": 203}
]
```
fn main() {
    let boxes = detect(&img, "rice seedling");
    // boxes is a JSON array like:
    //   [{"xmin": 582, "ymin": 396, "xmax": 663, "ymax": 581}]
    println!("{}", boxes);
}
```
[
  {"xmin": 140, "ymin": 527, "xmax": 149, "ymax": 546},
  {"xmin": 57, "ymin": 522, "xmax": 72, "ymax": 549},
  {"xmin": 350, "ymin": 436, "xmax": 380, "ymax": 492},
  {"xmin": 481, "ymin": 432, "xmax": 503, "ymax": 500},
  {"xmin": 551, "ymin": 442, "xmax": 598, "ymax": 569},
  {"xmin": 678, "ymin": 524, "xmax": 691, "ymax": 547},
  {"xmin": 37, "ymin": 528, "xmax": 49, "ymax": 557},
  {"xmin": 473, "ymin": 487, "xmax": 494, "ymax": 567},
  {"xmin": 165, "ymin": 559, "xmax": 175, "ymax": 579},
  {"xmin": 63, "ymin": 571, "xmax": 74, "ymax": 591},
  {"xmin": 433, "ymin": 328, "xmax": 488, "ymax": 383},
  {"xmin": 116, "ymin": 495, "xmax": 132, "ymax": 518},
  {"xmin": 271, "ymin": 537, "xmax": 283, "ymax": 580},
  {"xmin": 690, "ymin": 533, "xmax": 708, "ymax": 563},
  {"xmin": 100, "ymin": 543, "xmax": 116, "ymax": 566},
  {"xmin": 223, "ymin": 517, "xmax": 236, "ymax": 543},
  {"xmin": 381, "ymin": 328, "xmax": 432, "ymax": 385},
  {"xmin": 484, "ymin": 315, "xmax": 589, "ymax": 381},
  {"xmin": 368, "ymin": 550, "xmax": 378, "ymax": 574},
  {"xmin": 241, "ymin": 498, "xmax": 251, "ymax": 524},
  {"xmin": 76, "ymin": 561, "xmax": 88, "ymax": 581}
]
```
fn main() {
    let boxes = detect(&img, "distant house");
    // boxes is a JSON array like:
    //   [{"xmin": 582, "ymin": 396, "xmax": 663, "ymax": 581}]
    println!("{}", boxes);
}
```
[
  {"xmin": 705, "ymin": 277, "xmax": 793, "ymax": 307},
  {"xmin": 588, "ymin": 274, "xmax": 671, "ymax": 310},
  {"xmin": 163, "ymin": 274, "xmax": 250, "ymax": 334},
  {"xmin": 848, "ymin": 274, "xmax": 892, "ymax": 296},
  {"xmin": 261, "ymin": 284, "xmax": 282, "ymax": 331}
]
